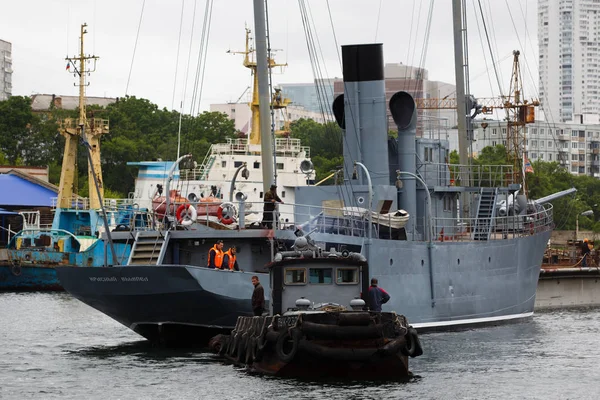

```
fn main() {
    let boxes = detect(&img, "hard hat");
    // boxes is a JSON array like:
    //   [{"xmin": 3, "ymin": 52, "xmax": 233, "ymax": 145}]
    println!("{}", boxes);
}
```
[{"xmin": 584, "ymin": 238, "xmax": 589, "ymax": 242}]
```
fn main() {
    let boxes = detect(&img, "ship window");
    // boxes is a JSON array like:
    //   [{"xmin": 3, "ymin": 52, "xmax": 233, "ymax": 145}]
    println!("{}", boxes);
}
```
[
  {"xmin": 281, "ymin": 191, "xmax": 285, "ymax": 198},
  {"xmin": 234, "ymin": 161, "xmax": 243, "ymax": 168},
  {"xmin": 336, "ymin": 267, "xmax": 359, "ymax": 284},
  {"xmin": 284, "ymin": 268, "xmax": 306, "ymax": 285},
  {"xmin": 254, "ymin": 161, "xmax": 260, "ymax": 169},
  {"xmin": 309, "ymin": 268, "xmax": 332, "ymax": 284},
  {"xmin": 221, "ymin": 161, "xmax": 227, "ymax": 168},
  {"xmin": 276, "ymin": 163, "xmax": 284, "ymax": 170}
]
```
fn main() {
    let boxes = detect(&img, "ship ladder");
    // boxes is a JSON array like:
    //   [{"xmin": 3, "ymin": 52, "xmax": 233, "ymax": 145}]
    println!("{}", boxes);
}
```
[
  {"xmin": 199, "ymin": 155, "xmax": 216, "ymax": 180},
  {"xmin": 127, "ymin": 231, "xmax": 171, "ymax": 265},
  {"xmin": 472, "ymin": 187, "xmax": 498, "ymax": 241}
]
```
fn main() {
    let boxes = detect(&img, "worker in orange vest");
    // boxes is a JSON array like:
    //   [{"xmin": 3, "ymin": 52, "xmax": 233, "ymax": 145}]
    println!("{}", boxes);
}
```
[
  {"xmin": 208, "ymin": 240, "xmax": 224, "ymax": 269},
  {"xmin": 223, "ymin": 247, "xmax": 240, "ymax": 271}
]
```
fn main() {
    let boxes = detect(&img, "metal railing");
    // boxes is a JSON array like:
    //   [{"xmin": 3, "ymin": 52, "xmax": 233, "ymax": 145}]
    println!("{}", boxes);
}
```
[
  {"xmin": 418, "ymin": 163, "xmax": 516, "ymax": 187},
  {"xmin": 159, "ymin": 199, "xmax": 553, "ymax": 243}
]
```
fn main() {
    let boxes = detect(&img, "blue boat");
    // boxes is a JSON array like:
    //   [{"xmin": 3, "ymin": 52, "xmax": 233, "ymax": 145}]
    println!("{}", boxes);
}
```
[{"xmin": 0, "ymin": 24, "xmax": 135, "ymax": 291}]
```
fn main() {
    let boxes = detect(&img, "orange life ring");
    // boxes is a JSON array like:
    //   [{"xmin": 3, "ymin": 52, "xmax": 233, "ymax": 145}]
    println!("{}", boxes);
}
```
[
  {"xmin": 176, "ymin": 204, "xmax": 193, "ymax": 224},
  {"xmin": 217, "ymin": 202, "xmax": 236, "ymax": 225}
]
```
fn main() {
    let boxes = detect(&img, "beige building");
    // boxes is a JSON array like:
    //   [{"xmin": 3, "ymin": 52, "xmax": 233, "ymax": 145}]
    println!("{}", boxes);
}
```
[{"xmin": 210, "ymin": 101, "xmax": 327, "ymax": 135}]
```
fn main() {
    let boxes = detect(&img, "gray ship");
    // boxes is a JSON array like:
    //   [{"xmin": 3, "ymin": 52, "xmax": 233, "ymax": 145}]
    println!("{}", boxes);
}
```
[{"xmin": 56, "ymin": 0, "xmax": 561, "ymax": 345}]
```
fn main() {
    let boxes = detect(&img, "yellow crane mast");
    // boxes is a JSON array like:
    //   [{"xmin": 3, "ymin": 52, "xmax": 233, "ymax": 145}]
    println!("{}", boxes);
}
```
[
  {"xmin": 227, "ymin": 27, "xmax": 291, "ymax": 145},
  {"xmin": 58, "ymin": 23, "xmax": 109, "ymax": 209}
]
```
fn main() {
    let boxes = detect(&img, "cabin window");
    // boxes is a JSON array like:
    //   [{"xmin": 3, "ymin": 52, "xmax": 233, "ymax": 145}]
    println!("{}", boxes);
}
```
[
  {"xmin": 254, "ymin": 161, "xmax": 260, "ymax": 169},
  {"xmin": 276, "ymin": 163, "xmax": 284, "ymax": 170},
  {"xmin": 221, "ymin": 161, "xmax": 227, "ymax": 168},
  {"xmin": 234, "ymin": 161, "xmax": 243, "ymax": 168},
  {"xmin": 336, "ymin": 267, "xmax": 359, "ymax": 284},
  {"xmin": 309, "ymin": 268, "xmax": 332, "ymax": 284},
  {"xmin": 281, "ymin": 191, "xmax": 285, "ymax": 198},
  {"xmin": 284, "ymin": 268, "xmax": 306, "ymax": 285}
]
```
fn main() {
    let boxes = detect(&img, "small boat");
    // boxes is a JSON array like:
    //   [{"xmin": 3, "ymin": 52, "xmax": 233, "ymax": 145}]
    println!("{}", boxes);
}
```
[{"xmin": 208, "ymin": 234, "xmax": 423, "ymax": 380}]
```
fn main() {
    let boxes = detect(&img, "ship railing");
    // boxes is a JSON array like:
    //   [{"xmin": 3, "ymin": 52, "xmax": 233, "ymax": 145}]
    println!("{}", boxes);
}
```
[
  {"xmin": 418, "ymin": 163, "xmax": 516, "ymax": 187},
  {"xmin": 430, "ymin": 203, "xmax": 554, "ymax": 242},
  {"xmin": 51, "ymin": 196, "xmax": 90, "ymax": 210}
]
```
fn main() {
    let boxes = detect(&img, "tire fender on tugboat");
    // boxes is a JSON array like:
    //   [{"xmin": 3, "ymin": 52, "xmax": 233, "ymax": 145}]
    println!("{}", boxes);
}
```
[
  {"xmin": 275, "ymin": 328, "xmax": 301, "ymax": 363},
  {"xmin": 402, "ymin": 327, "xmax": 423, "ymax": 358}
]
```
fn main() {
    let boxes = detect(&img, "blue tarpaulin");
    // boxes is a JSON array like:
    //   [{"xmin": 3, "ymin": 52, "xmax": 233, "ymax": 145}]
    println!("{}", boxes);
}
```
[
  {"xmin": 0, "ymin": 175, "xmax": 57, "ymax": 207},
  {"xmin": 0, "ymin": 207, "xmax": 19, "ymax": 215}
]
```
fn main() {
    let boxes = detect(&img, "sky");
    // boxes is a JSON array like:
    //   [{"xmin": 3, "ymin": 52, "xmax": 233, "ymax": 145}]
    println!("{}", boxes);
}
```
[{"xmin": 0, "ymin": 0, "xmax": 539, "ymax": 114}]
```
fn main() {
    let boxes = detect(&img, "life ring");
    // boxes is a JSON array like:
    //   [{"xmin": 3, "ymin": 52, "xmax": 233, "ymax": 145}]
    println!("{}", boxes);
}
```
[
  {"xmin": 217, "ymin": 202, "xmax": 237, "ymax": 225},
  {"xmin": 11, "ymin": 264, "xmax": 22, "ymax": 276},
  {"xmin": 275, "ymin": 329, "xmax": 300, "ymax": 363},
  {"xmin": 176, "ymin": 204, "xmax": 197, "ymax": 226}
]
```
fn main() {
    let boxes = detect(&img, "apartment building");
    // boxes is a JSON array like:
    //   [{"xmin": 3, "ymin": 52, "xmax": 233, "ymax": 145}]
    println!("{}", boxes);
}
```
[{"xmin": 0, "ymin": 39, "xmax": 12, "ymax": 101}]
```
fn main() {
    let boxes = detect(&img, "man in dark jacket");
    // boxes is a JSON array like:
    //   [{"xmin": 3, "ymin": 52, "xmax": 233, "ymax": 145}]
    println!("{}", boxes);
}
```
[
  {"xmin": 367, "ymin": 278, "xmax": 390, "ymax": 312},
  {"xmin": 582, "ymin": 238, "xmax": 591, "ymax": 267},
  {"xmin": 251, "ymin": 275, "xmax": 265, "ymax": 316},
  {"xmin": 262, "ymin": 184, "xmax": 283, "ymax": 229}
]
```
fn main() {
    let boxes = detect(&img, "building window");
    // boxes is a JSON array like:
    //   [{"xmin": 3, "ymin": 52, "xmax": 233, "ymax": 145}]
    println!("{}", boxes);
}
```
[
  {"xmin": 502, "ymin": 128, "xmax": 507, "ymax": 135},
  {"xmin": 492, "ymin": 128, "xmax": 497, "ymax": 135},
  {"xmin": 531, "ymin": 152, "xmax": 537, "ymax": 159},
  {"xmin": 548, "ymin": 141, "xmax": 553, "ymax": 148},
  {"xmin": 540, "ymin": 153, "xmax": 544, "ymax": 160},
  {"xmin": 572, "ymin": 154, "xmax": 578, "ymax": 160},
  {"xmin": 572, "ymin": 142, "xmax": 578, "ymax": 149},
  {"xmin": 549, "ymin": 154, "xmax": 553, "ymax": 161}
]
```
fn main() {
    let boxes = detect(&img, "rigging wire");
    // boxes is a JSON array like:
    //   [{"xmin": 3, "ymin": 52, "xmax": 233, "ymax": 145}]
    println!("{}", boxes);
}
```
[
  {"xmin": 374, "ymin": 0, "xmax": 383, "ymax": 42},
  {"xmin": 125, "ymin": 0, "xmax": 146, "ymax": 95},
  {"xmin": 171, "ymin": 0, "xmax": 186, "ymax": 111},
  {"xmin": 195, "ymin": 0, "xmax": 214, "ymax": 117},
  {"xmin": 176, "ymin": 0, "xmax": 199, "ymax": 160}
]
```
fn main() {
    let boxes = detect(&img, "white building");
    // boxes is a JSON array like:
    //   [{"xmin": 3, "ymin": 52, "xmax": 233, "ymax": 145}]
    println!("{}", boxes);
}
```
[
  {"xmin": 0, "ymin": 39, "xmax": 12, "ymax": 101},
  {"xmin": 210, "ymin": 102, "xmax": 327, "ymax": 135},
  {"xmin": 539, "ymin": 0, "xmax": 600, "ymax": 122},
  {"xmin": 475, "ymin": 117, "xmax": 600, "ymax": 177}
]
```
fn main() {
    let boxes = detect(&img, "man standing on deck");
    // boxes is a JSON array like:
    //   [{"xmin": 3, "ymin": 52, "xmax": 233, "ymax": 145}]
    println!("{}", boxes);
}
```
[
  {"xmin": 251, "ymin": 275, "xmax": 265, "ymax": 316},
  {"xmin": 582, "ymin": 238, "xmax": 592, "ymax": 268},
  {"xmin": 367, "ymin": 278, "xmax": 390, "ymax": 312},
  {"xmin": 262, "ymin": 184, "xmax": 283, "ymax": 229},
  {"xmin": 207, "ymin": 240, "xmax": 224, "ymax": 269}
]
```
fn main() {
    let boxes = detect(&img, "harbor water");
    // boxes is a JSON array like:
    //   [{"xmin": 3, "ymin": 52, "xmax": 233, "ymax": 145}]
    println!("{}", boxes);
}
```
[{"xmin": 1, "ymin": 292, "xmax": 598, "ymax": 399}]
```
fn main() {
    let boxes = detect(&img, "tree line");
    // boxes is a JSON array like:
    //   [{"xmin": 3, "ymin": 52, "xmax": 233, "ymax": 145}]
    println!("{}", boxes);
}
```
[{"xmin": 0, "ymin": 95, "xmax": 594, "ymax": 230}]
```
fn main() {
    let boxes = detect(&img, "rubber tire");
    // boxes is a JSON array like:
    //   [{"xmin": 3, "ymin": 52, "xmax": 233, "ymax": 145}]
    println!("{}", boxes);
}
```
[{"xmin": 275, "ymin": 329, "xmax": 299, "ymax": 363}]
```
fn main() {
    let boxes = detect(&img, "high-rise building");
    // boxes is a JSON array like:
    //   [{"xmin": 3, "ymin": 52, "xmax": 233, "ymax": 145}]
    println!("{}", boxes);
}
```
[
  {"xmin": 539, "ymin": 0, "xmax": 600, "ymax": 122},
  {"xmin": 0, "ymin": 39, "xmax": 12, "ymax": 101}
]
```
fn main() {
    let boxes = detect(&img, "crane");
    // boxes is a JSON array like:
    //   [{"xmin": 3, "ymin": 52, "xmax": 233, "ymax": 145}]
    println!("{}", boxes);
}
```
[{"xmin": 414, "ymin": 50, "xmax": 537, "ymax": 190}]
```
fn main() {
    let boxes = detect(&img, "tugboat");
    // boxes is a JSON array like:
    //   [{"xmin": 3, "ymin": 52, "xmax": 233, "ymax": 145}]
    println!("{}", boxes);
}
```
[{"xmin": 208, "ymin": 233, "xmax": 423, "ymax": 380}]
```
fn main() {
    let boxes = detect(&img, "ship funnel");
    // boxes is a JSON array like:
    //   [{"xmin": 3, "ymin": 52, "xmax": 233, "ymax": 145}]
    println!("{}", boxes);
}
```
[
  {"xmin": 390, "ymin": 91, "xmax": 417, "ymax": 235},
  {"xmin": 340, "ymin": 44, "xmax": 389, "ymax": 186}
]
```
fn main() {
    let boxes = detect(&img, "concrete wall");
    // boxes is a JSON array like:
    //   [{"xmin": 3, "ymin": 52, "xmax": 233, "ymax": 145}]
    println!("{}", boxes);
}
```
[{"xmin": 536, "ymin": 276, "xmax": 600, "ymax": 310}]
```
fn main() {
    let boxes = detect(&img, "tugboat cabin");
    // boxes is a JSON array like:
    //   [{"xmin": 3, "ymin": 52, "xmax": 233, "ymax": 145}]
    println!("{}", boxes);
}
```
[{"xmin": 269, "ymin": 255, "xmax": 369, "ymax": 314}]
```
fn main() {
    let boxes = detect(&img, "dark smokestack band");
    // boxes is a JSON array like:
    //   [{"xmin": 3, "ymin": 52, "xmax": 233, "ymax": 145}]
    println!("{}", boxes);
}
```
[{"xmin": 341, "ymin": 44, "xmax": 384, "ymax": 82}]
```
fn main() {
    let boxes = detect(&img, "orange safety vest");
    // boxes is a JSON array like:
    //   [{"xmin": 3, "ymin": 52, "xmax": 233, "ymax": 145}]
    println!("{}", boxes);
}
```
[
  {"xmin": 224, "ymin": 250, "xmax": 236, "ymax": 270},
  {"xmin": 208, "ymin": 245, "xmax": 224, "ymax": 268}
]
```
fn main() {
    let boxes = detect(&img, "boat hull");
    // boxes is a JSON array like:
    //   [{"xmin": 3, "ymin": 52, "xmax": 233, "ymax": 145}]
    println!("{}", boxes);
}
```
[
  {"xmin": 55, "ymin": 265, "xmax": 269, "ymax": 345},
  {"xmin": 0, "ymin": 264, "xmax": 62, "ymax": 291}
]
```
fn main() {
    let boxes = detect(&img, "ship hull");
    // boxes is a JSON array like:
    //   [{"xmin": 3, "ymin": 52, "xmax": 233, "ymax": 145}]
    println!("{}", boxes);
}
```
[
  {"xmin": 275, "ymin": 228, "xmax": 552, "ymax": 330},
  {"xmin": 0, "ymin": 264, "xmax": 63, "ymax": 291},
  {"xmin": 56, "ymin": 229, "xmax": 550, "ymax": 344},
  {"xmin": 55, "ymin": 265, "xmax": 269, "ymax": 345}
]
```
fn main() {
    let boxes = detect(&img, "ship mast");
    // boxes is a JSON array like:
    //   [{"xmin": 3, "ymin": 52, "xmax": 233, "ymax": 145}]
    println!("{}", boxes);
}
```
[{"xmin": 59, "ymin": 23, "xmax": 107, "ymax": 209}]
